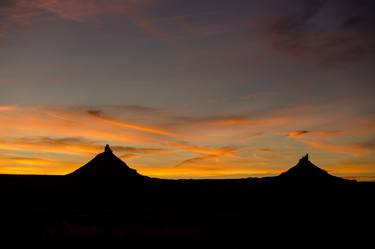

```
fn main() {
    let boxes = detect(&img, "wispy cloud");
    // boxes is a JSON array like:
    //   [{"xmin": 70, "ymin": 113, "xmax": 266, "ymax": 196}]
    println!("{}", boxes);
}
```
[
  {"xmin": 288, "ymin": 130, "xmax": 310, "ymax": 138},
  {"xmin": 251, "ymin": 0, "xmax": 375, "ymax": 64},
  {"xmin": 288, "ymin": 130, "xmax": 341, "ymax": 138},
  {"xmin": 0, "ymin": 105, "xmax": 17, "ymax": 112},
  {"xmin": 172, "ymin": 142, "xmax": 237, "ymax": 168},
  {"xmin": 86, "ymin": 109, "xmax": 184, "ymax": 138},
  {"xmin": 0, "ymin": 0, "xmax": 175, "ymax": 42}
]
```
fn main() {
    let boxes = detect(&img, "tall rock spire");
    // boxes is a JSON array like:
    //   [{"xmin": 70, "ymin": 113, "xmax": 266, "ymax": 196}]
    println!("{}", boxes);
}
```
[{"xmin": 104, "ymin": 144, "xmax": 112, "ymax": 154}]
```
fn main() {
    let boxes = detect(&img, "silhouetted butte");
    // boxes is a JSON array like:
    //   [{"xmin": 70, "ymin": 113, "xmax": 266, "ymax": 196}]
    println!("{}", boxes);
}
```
[
  {"xmin": 278, "ymin": 153, "xmax": 350, "ymax": 183},
  {"xmin": 67, "ymin": 145, "xmax": 144, "ymax": 180}
]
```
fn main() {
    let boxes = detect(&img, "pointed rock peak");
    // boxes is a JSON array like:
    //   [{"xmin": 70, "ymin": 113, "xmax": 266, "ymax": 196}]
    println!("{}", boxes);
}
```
[
  {"xmin": 279, "ymin": 153, "xmax": 332, "ymax": 179},
  {"xmin": 104, "ymin": 144, "xmax": 112, "ymax": 154},
  {"xmin": 67, "ymin": 144, "xmax": 145, "ymax": 180},
  {"xmin": 277, "ymin": 153, "xmax": 353, "ymax": 183},
  {"xmin": 299, "ymin": 153, "xmax": 309, "ymax": 163}
]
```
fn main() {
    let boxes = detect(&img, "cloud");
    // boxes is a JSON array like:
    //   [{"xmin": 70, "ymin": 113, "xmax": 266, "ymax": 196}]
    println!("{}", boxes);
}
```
[
  {"xmin": 288, "ymin": 130, "xmax": 310, "ymax": 138},
  {"xmin": 0, "ymin": 156, "xmax": 67, "ymax": 167},
  {"xmin": 287, "ymin": 127, "xmax": 374, "ymax": 156},
  {"xmin": 111, "ymin": 105, "xmax": 161, "ymax": 114},
  {"xmin": 171, "ymin": 142, "xmax": 238, "ymax": 168},
  {"xmin": 288, "ymin": 130, "xmax": 342, "ymax": 138},
  {"xmin": 0, "ymin": 106, "xmax": 164, "ymax": 147},
  {"xmin": 252, "ymin": 0, "xmax": 375, "ymax": 64},
  {"xmin": 82, "ymin": 105, "xmax": 165, "ymax": 118},
  {"xmin": 255, "ymin": 148, "xmax": 273, "ymax": 152},
  {"xmin": 167, "ymin": 141, "xmax": 237, "ymax": 156},
  {"xmin": 174, "ymin": 154, "xmax": 220, "ymax": 168},
  {"xmin": 87, "ymin": 109, "xmax": 103, "ymax": 117},
  {"xmin": 0, "ymin": 0, "xmax": 175, "ymax": 42},
  {"xmin": 170, "ymin": 114, "xmax": 289, "ymax": 131},
  {"xmin": 0, "ymin": 106, "xmax": 17, "ymax": 112},
  {"xmin": 87, "ymin": 109, "xmax": 185, "ymax": 138},
  {"xmin": 0, "ymin": 136, "xmax": 100, "ymax": 156}
]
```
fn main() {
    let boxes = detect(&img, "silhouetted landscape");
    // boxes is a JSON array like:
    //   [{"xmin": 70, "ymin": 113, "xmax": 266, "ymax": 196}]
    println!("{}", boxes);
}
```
[
  {"xmin": 0, "ymin": 145, "xmax": 373, "ymax": 245},
  {"xmin": 1, "ymin": 0, "xmax": 374, "ymax": 246}
]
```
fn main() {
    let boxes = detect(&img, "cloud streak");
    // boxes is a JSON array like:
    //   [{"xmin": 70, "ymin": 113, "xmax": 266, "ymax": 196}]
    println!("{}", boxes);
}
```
[
  {"xmin": 0, "ymin": 0, "xmax": 175, "ymax": 42},
  {"xmin": 87, "ymin": 109, "xmax": 184, "ymax": 138}
]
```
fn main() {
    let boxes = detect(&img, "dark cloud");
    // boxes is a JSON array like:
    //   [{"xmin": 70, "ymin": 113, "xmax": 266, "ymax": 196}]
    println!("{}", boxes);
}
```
[
  {"xmin": 0, "ymin": 0, "xmax": 13, "ymax": 8},
  {"xmin": 116, "ymin": 105, "xmax": 160, "ymax": 113},
  {"xmin": 254, "ymin": 0, "xmax": 375, "ymax": 64},
  {"xmin": 357, "ymin": 140, "xmax": 375, "ymax": 150},
  {"xmin": 87, "ymin": 109, "xmax": 103, "ymax": 117},
  {"xmin": 267, "ymin": 0, "xmax": 325, "ymax": 35},
  {"xmin": 288, "ymin": 130, "xmax": 310, "ymax": 138},
  {"xmin": 85, "ymin": 105, "xmax": 161, "ymax": 115}
]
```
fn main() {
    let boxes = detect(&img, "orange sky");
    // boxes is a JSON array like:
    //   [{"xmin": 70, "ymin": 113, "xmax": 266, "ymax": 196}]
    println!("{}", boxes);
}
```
[{"xmin": 0, "ymin": 105, "xmax": 374, "ymax": 180}]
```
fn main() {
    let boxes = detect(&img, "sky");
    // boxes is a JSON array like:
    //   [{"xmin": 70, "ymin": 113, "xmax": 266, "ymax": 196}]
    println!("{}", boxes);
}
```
[{"xmin": 0, "ymin": 0, "xmax": 374, "ymax": 180}]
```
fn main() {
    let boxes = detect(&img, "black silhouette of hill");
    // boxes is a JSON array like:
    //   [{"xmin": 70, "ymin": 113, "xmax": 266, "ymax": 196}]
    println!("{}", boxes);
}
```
[
  {"xmin": 67, "ymin": 145, "xmax": 144, "ymax": 180},
  {"xmin": 0, "ymin": 146, "xmax": 373, "ymax": 245},
  {"xmin": 277, "ymin": 153, "xmax": 350, "ymax": 183}
]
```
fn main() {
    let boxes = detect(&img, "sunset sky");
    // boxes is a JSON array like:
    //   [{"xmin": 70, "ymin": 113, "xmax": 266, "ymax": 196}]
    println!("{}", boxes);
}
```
[{"xmin": 0, "ymin": 0, "xmax": 374, "ymax": 180}]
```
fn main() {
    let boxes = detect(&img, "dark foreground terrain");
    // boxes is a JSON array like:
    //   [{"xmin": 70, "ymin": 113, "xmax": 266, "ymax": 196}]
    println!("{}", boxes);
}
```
[{"xmin": 0, "ymin": 147, "xmax": 374, "ymax": 245}]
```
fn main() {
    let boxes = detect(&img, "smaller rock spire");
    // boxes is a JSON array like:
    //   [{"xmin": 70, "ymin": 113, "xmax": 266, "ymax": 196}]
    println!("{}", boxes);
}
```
[
  {"xmin": 104, "ymin": 144, "xmax": 112, "ymax": 153},
  {"xmin": 298, "ymin": 153, "xmax": 309, "ymax": 164}
]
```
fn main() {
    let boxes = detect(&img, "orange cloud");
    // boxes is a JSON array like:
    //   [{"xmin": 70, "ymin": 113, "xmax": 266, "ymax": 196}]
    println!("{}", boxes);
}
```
[
  {"xmin": 90, "ymin": 113, "xmax": 184, "ymax": 138},
  {"xmin": 169, "ymin": 141, "xmax": 236, "ymax": 156},
  {"xmin": 0, "ymin": 106, "xmax": 175, "ymax": 145},
  {"xmin": 288, "ymin": 130, "xmax": 310, "ymax": 138},
  {"xmin": 288, "ymin": 130, "xmax": 342, "ymax": 138},
  {"xmin": 0, "ymin": 139, "xmax": 98, "ymax": 157},
  {"xmin": 0, "ymin": 106, "xmax": 17, "ymax": 112},
  {"xmin": 0, "ymin": 137, "xmax": 173, "ymax": 160},
  {"xmin": 203, "ymin": 117, "xmax": 255, "ymax": 126},
  {"xmin": 255, "ymin": 148, "xmax": 273, "ymax": 152}
]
